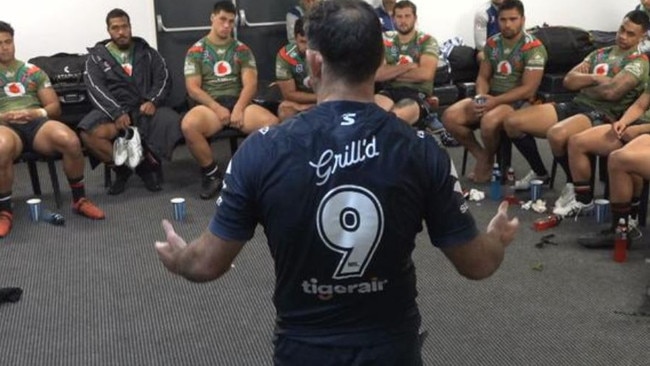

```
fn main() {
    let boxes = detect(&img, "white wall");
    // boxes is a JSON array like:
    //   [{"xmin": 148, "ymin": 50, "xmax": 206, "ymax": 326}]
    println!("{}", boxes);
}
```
[
  {"xmin": 4, "ymin": 0, "xmax": 156, "ymax": 61},
  {"xmin": 2, "ymin": 0, "xmax": 641, "ymax": 61}
]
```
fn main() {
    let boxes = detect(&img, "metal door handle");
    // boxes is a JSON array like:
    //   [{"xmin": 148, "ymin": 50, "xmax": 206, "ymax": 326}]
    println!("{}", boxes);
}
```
[
  {"xmin": 156, "ymin": 14, "xmax": 211, "ymax": 33},
  {"xmin": 238, "ymin": 9, "xmax": 285, "ymax": 27}
]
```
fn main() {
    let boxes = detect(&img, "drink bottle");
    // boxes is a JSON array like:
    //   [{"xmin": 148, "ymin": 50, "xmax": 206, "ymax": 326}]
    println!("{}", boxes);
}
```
[
  {"xmin": 533, "ymin": 214, "xmax": 561, "ymax": 231},
  {"xmin": 490, "ymin": 163, "xmax": 502, "ymax": 201},
  {"xmin": 613, "ymin": 218, "xmax": 628, "ymax": 263}
]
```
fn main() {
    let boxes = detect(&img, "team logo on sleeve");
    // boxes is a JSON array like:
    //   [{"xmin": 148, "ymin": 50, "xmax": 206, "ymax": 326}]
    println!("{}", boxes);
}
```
[
  {"xmin": 398, "ymin": 55, "xmax": 413, "ymax": 64},
  {"xmin": 594, "ymin": 63, "xmax": 609, "ymax": 76},
  {"xmin": 214, "ymin": 61, "xmax": 232, "ymax": 76},
  {"xmin": 4, "ymin": 82, "xmax": 26, "ymax": 97},
  {"xmin": 184, "ymin": 61, "xmax": 196, "ymax": 75},
  {"xmin": 497, "ymin": 61, "xmax": 512, "ymax": 75}
]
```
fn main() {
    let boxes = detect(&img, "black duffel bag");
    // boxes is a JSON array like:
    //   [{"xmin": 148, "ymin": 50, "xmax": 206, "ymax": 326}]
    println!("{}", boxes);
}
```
[
  {"xmin": 28, "ymin": 53, "xmax": 87, "ymax": 84},
  {"xmin": 530, "ymin": 26, "xmax": 595, "ymax": 74}
]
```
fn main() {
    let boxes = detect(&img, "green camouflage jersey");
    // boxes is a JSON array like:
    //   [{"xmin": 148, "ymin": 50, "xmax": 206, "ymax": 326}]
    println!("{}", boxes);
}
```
[
  {"xmin": 636, "ymin": 80, "xmax": 650, "ymax": 122},
  {"xmin": 574, "ymin": 46, "xmax": 649, "ymax": 121},
  {"xmin": 275, "ymin": 42, "xmax": 312, "ymax": 93},
  {"xmin": 184, "ymin": 37, "xmax": 257, "ymax": 99},
  {"xmin": 0, "ymin": 60, "xmax": 50, "ymax": 113},
  {"xmin": 484, "ymin": 31, "xmax": 547, "ymax": 95},
  {"xmin": 382, "ymin": 30, "xmax": 439, "ymax": 95},
  {"xmin": 106, "ymin": 42, "xmax": 135, "ymax": 77}
]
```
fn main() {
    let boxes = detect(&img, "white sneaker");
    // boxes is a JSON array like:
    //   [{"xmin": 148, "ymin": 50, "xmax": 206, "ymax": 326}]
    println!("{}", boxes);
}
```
[
  {"xmin": 554, "ymin": 183, "xmax": 575, "ymax": 209},
  {"xmin": 513, "ymin": 170, "xmax": 534, "ymax": 190},
  {"xmin": 552, "ymin": 196, "xmax": 594, "ymax": 217},
  {"xmin": 628, "ymin": 216, "xmax": 643, "ymax": 240},
  {"xmin": 113, "ymin": 136, "xmax": 128, "ymax": 166},
  {"xmin": 126, "ymin": 127, "xmax": 144, "ymax": 169}
]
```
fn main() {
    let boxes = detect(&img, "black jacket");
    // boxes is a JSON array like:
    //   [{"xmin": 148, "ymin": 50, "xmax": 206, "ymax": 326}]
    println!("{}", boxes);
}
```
[{"xmin": 84, "ymin": 37, "xmax": 171, "ymax": 121}]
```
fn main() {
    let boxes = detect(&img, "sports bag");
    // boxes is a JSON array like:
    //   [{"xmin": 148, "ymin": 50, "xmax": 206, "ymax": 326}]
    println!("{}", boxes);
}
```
[
  {"xmin": 529, "ymin": 26, "xmax": 595, "ymax": 74},
  {"xmin": 28, "ymin": 53, "xmax": 88, "ymax": 84}
]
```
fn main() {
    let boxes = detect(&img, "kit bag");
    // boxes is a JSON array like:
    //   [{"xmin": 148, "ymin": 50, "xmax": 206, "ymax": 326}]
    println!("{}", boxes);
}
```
[{"xmin": 529, "ymin": 26, "xmax": 595, "ymax": 74}]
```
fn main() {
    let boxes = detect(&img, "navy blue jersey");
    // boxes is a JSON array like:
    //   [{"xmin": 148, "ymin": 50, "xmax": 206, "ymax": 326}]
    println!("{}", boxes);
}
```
[{"xmin": 209, "ymin": 101, "xmax": 479, "ymax": 346}]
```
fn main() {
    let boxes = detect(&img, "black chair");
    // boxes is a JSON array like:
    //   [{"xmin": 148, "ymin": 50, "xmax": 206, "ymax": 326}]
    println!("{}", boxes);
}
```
[{"xmin": 16, "ymin": 152, "xmax": 63, "ymax": 209}]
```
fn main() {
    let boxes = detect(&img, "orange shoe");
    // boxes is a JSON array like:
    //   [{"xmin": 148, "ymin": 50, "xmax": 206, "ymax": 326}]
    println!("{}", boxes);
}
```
[
  {"xmin": 73, "ymin": 198, "xmax": 105, "ymax": 220},
  {"xmin": 0, "ymin": 211, "xmax": 13, "ymax": 237}
]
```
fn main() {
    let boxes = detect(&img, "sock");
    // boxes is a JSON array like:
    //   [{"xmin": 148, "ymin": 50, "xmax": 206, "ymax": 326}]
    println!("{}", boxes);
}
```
[
  {"xmin": 630, "ymin": 197, "xmax": 640, "ymax": 221},
  {"xmin": 0, "ymin": 192, "xmax": 12, "ymax": 213},
  {"xmin": 610, "ymin": 202, "xmax": 631, "ymax": 231},
  {"xmin": 201, "ymin": 161, "xmax": 219, "ymax": 178},
  {"xmin": 68, "ymin": 176, "xmax": 85, "ymax": 202},
  {"xmin": 512, "ymin": 135, "xmax": 548, "ymax": 177},
  {"xmin": 574, "ymin": 181, "xmax": 592, "ymax": 204},
  {"xmin": 555, "ymin": 155, "xmax": 572, "ymax": 183}
]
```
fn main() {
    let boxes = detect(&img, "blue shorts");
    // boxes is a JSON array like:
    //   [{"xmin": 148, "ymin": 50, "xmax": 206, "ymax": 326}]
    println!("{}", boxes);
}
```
[{"xmin": 272, "ymin": 332, "xmax": 423, "ymax": 366}]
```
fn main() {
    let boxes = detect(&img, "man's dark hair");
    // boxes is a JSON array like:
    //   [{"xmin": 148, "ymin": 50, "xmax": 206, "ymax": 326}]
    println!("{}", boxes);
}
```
[
  {"xmin": 294, "ymin": 18, "xmax": 305, "ymax": 38},
  {"xmin": 393, "ymin": 0, "xmax": 417, "ymax": 17},
  {"xmin": 625, "ymin": 9, "xmax": 650, "ymax": 33},
  {"xmin": 306, "ymin": 0, "xmax": 383, "ymax": 84},
  {"xmin": 497, "ymin": 0, "xmax": 524, "ymax": 17},
  {"xmin": 0, "ymin": 21, "xmax": 14, "ymax": 37},
  {"xmin": 213, "ymin": 1, "xmax": 236, "ymax": 15},
  {"xmin": 106, "ymin": 8, "xmax": 131, "ymax": 27}
]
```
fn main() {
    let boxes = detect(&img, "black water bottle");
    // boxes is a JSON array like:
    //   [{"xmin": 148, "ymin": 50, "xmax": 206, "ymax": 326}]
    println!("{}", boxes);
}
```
[{"xmin": 40, "ymin": 209, "xmax": 65, "ymax": 226}]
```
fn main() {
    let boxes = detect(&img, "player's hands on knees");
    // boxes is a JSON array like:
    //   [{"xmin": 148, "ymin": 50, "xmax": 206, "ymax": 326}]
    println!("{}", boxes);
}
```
[
  {"xmin": 212, "ymin": 104, "xmax": 231, "ymax": 126},
  {"xmin": 140, "ymin": 101, "xmax": 157, "ymax": 116},
  {"xmin": 487, "ymin": 201, "xmax": 519, "ymax": 246},
  {"xmin": 155, "ymin": 219, "xmax": 188, "ymax": 274},
  {"xmin": 611, "ymin": 120, "xmax": 626, "ymax": 139},
  {"xmin": 230, "ymin": 106, "xmax": 244, "ymax": 129},
  {"xmin": 115, "ymin": 113, "xmax": 132, "ymax": 130}
]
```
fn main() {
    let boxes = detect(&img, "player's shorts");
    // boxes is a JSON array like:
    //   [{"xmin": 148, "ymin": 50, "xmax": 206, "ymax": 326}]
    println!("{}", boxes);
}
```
[
  {"xmin": 273, "ymin": 332, "xmax": 422, "ymax": 366},
  {"xmin": 378, "ymin": 87, "xmax": 429, "ymax": 120},
  {"xmin": 553, "ymin": 101, "xmax": 610, "ymax": 126},
  {"xmin": 4, "ymin": 117, "xmax": 48, "ymax": 152}
]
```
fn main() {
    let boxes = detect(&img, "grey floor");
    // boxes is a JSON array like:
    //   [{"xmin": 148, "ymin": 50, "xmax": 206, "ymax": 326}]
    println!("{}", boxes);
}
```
[{"xmin": 1, "ymin": 137, "xmax": 649, "ymax": 365}]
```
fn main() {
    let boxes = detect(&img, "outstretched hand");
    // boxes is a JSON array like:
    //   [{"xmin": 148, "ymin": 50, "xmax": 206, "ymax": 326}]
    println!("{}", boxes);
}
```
[
  {"xmin": 155, "ymin": 219, "xmax": 188, "ymax": 274},
  {"xmin": 487, "ymin": 201, "xmax": 519, "ymax": 246}
]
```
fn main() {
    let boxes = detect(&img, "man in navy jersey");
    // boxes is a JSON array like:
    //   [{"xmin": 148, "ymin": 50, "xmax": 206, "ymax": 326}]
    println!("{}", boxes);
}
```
[{"xmin": 155, "ymin": 0, "xmax": 519, "ymax": 364}]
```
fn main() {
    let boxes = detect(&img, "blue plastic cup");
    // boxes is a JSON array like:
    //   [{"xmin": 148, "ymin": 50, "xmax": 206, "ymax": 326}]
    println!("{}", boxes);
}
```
[
  {"xmin": 594, "ymin": 199, "xmax": 610, "ymax": 224},
  {"xmin": 171, "ymin": 198, "xmax": 186, "ymax": 221},
  {"xmin": 26, "ymin": 198, "xmax": 41, "ymax": 222},
  {"xmin": 530, "ymin": 179, "xmax": 543, "ymax": 201}
]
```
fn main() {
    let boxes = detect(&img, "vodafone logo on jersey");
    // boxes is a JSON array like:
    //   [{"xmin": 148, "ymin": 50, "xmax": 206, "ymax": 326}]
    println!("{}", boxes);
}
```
[
  {"xmin": 497, "ymin": 61, "xmax": 512, "ymax": 75},
  {"xmin": 122, "ymin": 63, "xmax": 133, "ymax": 77},
  {"xmin": 398, "ymin": 55, "xmax": 413, "ymax": 64},
  {"xmin": 214, "ymin": 61, "xmax": 232, "ymax": 77},
  {"xmin": 4, "ymin": 82, "xmax": 26, "ymax": 97},
  {"xmin": 594, "ymin": 63, "xmax": 609, "ymax": 76}
]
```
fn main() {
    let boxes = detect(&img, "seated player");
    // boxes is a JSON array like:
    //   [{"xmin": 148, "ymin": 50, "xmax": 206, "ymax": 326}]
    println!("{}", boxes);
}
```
[
  {"xmin": 181, "ymin": 1, "xmax": 280, "ymax": 200},
  {"xmin": 0, "ymin": 21, "xmax": 104, "ymax": 237}
]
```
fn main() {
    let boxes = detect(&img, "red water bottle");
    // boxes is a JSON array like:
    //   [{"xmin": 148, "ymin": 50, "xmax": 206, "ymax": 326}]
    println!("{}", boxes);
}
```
[
  {"xmin": 504, "ymin": 167, "xmax": 517, "ymax": 204},
  {"xmin": 533, "ymin": 214, "xmax": 562, "ymax": 231},
  {"xmin": 613, "ymin": 218, "xmax": 628, "ymax": 263}
]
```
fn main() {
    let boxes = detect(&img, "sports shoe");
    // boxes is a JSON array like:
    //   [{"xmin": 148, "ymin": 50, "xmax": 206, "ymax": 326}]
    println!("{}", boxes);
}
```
[
  {"xmin": 0, "ymin": 211, "xmax": 13, "ymax": 238},
  {"xmin": 107, "ymin": 167, "xmax": 132, "ymax": 195},
  {"xmin": 126, "ymin": 127, "xmax": 144, "ymax": 169},
  {"xmin": 552, "ymin": 196, "xmax": 594, "ymax": 218},
  {"xmin": 113, "ymin": 136, "xmax": 128, "ymax": 166},
  {"xmin": 200, "ymin": 174, "xmax": 223, "ymax": 200},
  {"xmin": 554, "ymin": 183, "xmax": 575, "ymax": 210},
  {"xmin": 73, "ymin": 198, "xmax": 105, "ymax": 220},
  {"xmin": 135, "ymin": 164, "xmax": 162, "ymax": 192},
  {"xmin": 577, "ymin": 228, "xmax": 619, "ymax": 249},
  {"xmin": 513, "ymin": 170, "xmax": 550, "ymax": 191},
  {"xmin": 422, "ymin": 113, "xmax": 445, "ymax": 134},
  {"xmin": 440, "ymin": 130, "xmax": 460, "ymax": 147},
  {"xmin": 628, "ymin": 216, "xmax": 643, "ymax": 240}
]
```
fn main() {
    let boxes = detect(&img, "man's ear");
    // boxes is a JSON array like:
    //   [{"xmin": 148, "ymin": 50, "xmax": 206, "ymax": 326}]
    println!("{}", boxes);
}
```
[{"xmin": 306, "ymin": 49, "xmax": 323, "ymax": 79}]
